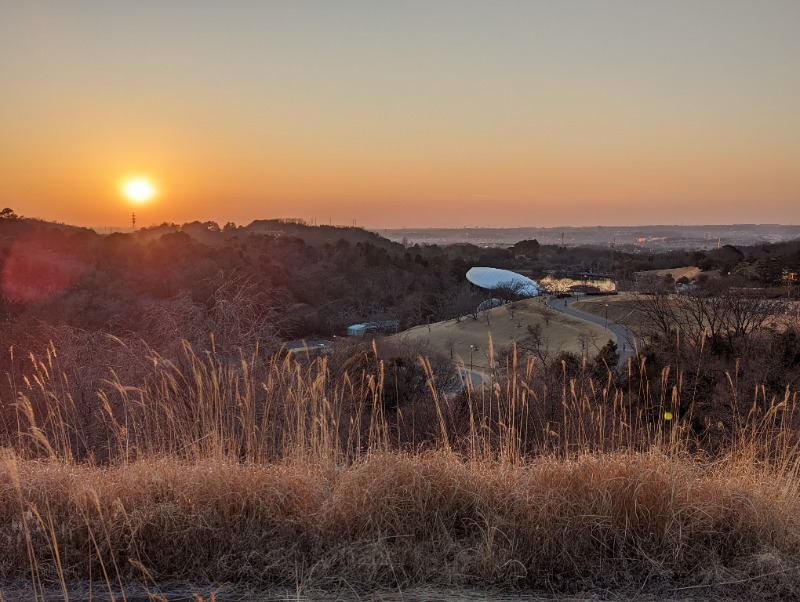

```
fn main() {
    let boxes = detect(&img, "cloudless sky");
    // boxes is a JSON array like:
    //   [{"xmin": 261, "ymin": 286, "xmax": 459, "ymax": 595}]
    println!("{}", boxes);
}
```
[{"xmin": 1, "ymin": 1, "xmax": 799, "ymax": 228}]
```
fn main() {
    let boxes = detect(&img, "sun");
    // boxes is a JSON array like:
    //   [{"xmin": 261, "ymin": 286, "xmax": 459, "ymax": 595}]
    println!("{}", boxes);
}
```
[{"xmin": 123, "ymin": 178, "xmax": 156, "ymax": 203}]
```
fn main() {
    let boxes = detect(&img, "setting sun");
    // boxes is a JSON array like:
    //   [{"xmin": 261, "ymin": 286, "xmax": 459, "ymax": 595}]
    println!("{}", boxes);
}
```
[{"xmin": 123, "ymin": 178, "xmax": 156, "ymax": 203}]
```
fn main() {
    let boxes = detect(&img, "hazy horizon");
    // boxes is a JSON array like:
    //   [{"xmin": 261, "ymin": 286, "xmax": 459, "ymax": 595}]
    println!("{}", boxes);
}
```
[{"xmin": 79, "ymin": 219, "xmax": 800, "ymax": 235}]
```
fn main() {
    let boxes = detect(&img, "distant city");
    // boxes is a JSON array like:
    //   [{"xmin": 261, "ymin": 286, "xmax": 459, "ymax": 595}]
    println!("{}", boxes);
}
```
[{"xmin": 378, "ymin": 224, "xmax": 800, "ymax": 251}]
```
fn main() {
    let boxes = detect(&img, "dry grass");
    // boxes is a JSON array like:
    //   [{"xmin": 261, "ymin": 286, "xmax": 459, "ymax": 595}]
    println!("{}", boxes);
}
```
[
  {"xmin": 573, "ymin": 294, "xmax": 641, "ymax": 328},
  {"xmin": 636, "ymin": 267, "xmax": 706, "ymax": 281},
  {"xmin": 4, "ymin": 451, "xmax": 800, "ymax": 598},
  {"xmin": 392, "ymin": 298, "xmax": 608, "ymax": 370},
  {"xmin": 2, "ymin": 339, "xmax": 800, "ymax": 599}
]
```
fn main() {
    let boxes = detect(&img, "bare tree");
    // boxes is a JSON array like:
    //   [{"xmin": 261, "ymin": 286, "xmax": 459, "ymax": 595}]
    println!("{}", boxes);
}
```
[
  {"xmin": 577, "ymin": 330, "xmax": 598, "ymax": 357},
  {"xmin": 518, "ymin": 323, "xmax": 552, "ymax": 362},
  {"xmin": 631, "ymin": 278, "xmax": 779, "ymax": 351},
  {"xmin": 540, "ymin": 303, "xmax": 557, "ymax": 327},
  {"xmin": 444, "ymin": 337, "xmax": 456, "ymax": 360},
  {"xmin": 721, "ymin": 290, "xmax": 775, "ymax": 342},
  {"xmin": 505, "ymin": 302, "xmax": 518, "ymax": 321},
  {"xmin": 205, "ymin": 272, "xmax": 289, "ymax": 358},
  {"xmin": 630, "ymin": 289, "xmax": 678, "ymax": 344}
]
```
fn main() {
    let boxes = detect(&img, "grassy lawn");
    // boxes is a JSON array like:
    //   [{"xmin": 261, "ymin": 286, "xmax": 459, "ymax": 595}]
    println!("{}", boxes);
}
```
[{"xmin": 391, "ymin": 298, "xmax": 611, "ymax": 369}]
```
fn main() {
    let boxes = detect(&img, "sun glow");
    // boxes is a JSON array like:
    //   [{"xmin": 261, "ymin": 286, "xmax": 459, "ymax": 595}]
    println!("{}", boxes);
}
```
[{"xmin": 123, "ymin": 178, "xmax": 156, "ymax": 203}]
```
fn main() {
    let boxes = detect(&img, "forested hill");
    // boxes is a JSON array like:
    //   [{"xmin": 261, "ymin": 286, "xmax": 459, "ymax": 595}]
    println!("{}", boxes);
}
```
[
  {"xmin": 2, "ymin": 213, "xmax": 800, "ymax": 364},
  {"xmin": 134, "ymin": 218, "xmax": 404, "ymax": 253},
  {"xmin": 0, "ymin": 216, "xmax": 481, "ymax": 355},
  {"xmin": 245, "ymin": 219, "xmax": 405, "ymax": 252}
]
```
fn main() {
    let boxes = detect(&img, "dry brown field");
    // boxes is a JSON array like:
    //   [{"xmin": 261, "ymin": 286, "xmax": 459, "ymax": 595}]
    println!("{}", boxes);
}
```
[
  {"xmin": 390, "ymin": 298, "xmax": 611, "ymax": 369},
  {"xmin": 636, "ymin": 266, "xmax": 704, "ymax": 280},
  {"xmin": 573, "ymin": 294, "xmax": 642, "ymax": 328}
]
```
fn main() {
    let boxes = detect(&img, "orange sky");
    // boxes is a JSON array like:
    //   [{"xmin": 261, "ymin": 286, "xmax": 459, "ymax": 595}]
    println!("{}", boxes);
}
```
[{"xmin": 2, "ymin": 2, "xmax": 799, "ymax": 229}]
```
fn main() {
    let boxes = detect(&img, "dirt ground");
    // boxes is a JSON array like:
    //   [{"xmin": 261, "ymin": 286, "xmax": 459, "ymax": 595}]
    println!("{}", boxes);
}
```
[
  {"xmin": 390, "ymin": 298, "xmax": 610, "ymax": 370},
  {"xmin": 572, "ymin": 294, "xmax": 641, "ymax": 329}
]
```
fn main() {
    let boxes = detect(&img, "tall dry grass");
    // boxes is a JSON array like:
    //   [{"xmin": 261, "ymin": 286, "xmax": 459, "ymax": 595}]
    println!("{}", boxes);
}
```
[{"xmin": 2, "ymin": 337, "xmax": 800, "ymax": 598}]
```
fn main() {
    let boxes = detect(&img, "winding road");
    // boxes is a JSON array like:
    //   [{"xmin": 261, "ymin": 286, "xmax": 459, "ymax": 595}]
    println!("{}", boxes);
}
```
[
  {"xmin": 452, "ymin": 295, "xmax": 638, "ymax": 391},
  {"xmin": 547, "ymin": 295, "xmax": 637, "ymax": 369}
]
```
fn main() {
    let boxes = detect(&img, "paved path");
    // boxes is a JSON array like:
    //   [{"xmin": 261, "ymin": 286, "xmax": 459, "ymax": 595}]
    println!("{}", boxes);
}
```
[
  {"xmin": 459, "ymin": 368, "xmax": 486, "ymax": 388},
  {"xmin": 547, "ymin": 296, "xmax": 636, "ymax": 369},
  {"xmin": 447, "ymin": 296, "xmax": 637, "ymax": 390}
]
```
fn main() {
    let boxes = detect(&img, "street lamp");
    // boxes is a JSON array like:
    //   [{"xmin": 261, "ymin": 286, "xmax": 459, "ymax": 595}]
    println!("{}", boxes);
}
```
[
  {"xmin": 470, "ymin": 344, "xmax": 477, "ymax": 371},
  {"xmin": 604, "ymin": 303, "xmax": 609, "ymax": 329}
]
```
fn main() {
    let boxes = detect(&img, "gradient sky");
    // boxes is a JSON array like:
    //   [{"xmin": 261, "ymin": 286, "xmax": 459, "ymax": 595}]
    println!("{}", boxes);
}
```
[{"xmin": 2, "ymin": 1, "xmax": 799, "ymax": 229}]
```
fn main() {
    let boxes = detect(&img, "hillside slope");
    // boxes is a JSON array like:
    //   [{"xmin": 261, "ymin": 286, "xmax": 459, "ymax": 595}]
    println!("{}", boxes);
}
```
[{"xmin": 393, "ymin": 298, "xmax": 610, "ymax": 370}]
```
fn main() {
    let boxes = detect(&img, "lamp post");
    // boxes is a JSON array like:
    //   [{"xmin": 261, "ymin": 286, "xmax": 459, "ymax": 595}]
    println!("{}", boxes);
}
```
[
  {"xmin": 604, "ymin": 303, "xmax": 609, "ymax": 329},
  {"xmin": 470, "ymin": 344, "xmax": 477, "ymax": 371}
]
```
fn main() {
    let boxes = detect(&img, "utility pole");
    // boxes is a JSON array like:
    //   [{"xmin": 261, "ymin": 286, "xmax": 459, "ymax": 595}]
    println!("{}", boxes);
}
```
[{"xmin": 611, "ymin": 237, "xmax": 616, "ymax": 274}]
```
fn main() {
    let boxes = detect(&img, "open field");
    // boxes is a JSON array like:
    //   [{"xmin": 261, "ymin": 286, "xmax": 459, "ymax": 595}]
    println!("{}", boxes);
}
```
[
  {"xmin": 636, "ymin": 266, "xmax": 704, "ymax": 280},
  {"xmin": 573, "ymin": 294, "xmax": 642, "ymax": 328},
  {"xmin": 391, "ymin": 298, "xmax": 611, "ymax": 369}
]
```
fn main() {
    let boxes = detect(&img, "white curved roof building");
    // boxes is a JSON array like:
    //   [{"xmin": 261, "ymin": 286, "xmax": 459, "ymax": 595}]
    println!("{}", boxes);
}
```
[{"xmin": 466, "ymin": 267, "xmax": 540, "ymax": 297}]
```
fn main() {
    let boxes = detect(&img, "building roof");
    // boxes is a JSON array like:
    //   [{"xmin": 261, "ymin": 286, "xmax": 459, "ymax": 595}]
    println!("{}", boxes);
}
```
[{"xmin": 466, "ymin": 267, "xmax": 540, "ymax": 297}]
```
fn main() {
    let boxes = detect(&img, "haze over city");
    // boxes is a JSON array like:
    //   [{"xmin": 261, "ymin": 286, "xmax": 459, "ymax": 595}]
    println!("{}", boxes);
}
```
[{"xmin": 2, "ymin": 1, "xmax": 799, "ymax": 229}]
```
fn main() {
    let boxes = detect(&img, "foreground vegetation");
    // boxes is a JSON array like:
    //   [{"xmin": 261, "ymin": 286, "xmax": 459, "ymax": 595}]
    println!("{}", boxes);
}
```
[
  {"xmin": 3, "ymin": 216, "xmax": 800, "ymax": 598},
  {"xmin": 2, "ymin": 339, "xmax": 800, "ymax": 600}
]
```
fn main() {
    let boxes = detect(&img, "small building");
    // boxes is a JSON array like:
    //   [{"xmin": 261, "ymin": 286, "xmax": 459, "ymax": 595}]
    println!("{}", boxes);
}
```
[
  {"xmin": 347, "ymin": 324, "xmax": 369, "ymax": 336},
  {"xmin": 347, "ymin": 320, "xmax": 400, "ymax": 336}
]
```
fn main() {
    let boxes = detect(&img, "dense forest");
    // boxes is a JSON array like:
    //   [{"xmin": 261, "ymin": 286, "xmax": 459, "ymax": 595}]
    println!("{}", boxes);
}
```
[{"xmin": 1, "ymin": 216, "xmax": 478, "ymax": 344}]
